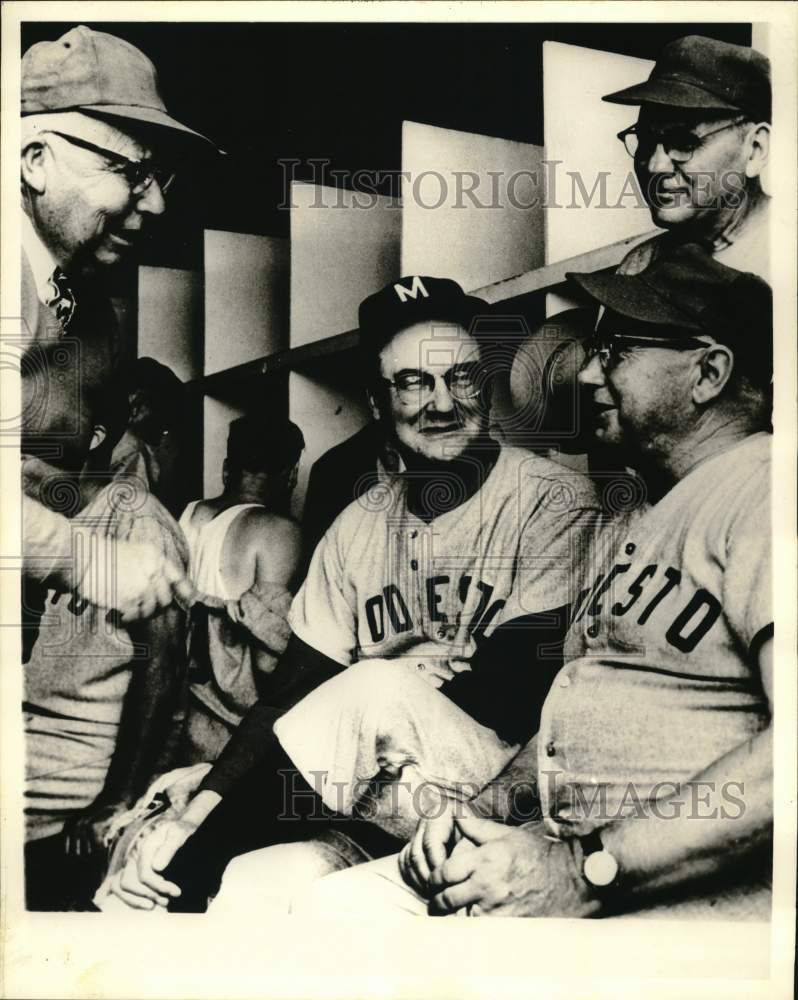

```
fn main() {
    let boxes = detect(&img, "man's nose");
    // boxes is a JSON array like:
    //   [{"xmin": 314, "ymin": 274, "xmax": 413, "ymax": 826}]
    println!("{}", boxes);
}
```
[
  {"xmin": 135, "ymin": 178, "xmax": 167, "ymax": 215},
  {"xmin": 577, "ymin": 353, "xmax": 605, "ymax": 388},
  {"xmin": 428, "ymin": 374, "xmax": 456, "ymax": 412},
  {"xmin": 643, "ymin": 142, "xmax": 675, "ymax": 175}
]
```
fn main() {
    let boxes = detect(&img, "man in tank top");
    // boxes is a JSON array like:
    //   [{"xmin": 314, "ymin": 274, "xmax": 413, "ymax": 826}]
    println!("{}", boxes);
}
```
[{"xmin": 177, "ymin": 416, "xmax": 305, "ymax": 762}]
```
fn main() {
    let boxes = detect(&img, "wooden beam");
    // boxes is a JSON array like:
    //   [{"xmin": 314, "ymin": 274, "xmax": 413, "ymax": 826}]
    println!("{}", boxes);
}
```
[{"xmin": 188, "ymin": 231, "xmax": 659, "ymax": 392}]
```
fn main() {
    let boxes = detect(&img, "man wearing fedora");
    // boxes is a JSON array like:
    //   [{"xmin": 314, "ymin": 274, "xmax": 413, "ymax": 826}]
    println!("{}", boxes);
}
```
[
  {"xmin": 19, "ymin": 25, "xmax": 217, "ymax": 622},
  {"xmin": 605, "ymin": 35, "xmax": 771, "ymax": 281}
]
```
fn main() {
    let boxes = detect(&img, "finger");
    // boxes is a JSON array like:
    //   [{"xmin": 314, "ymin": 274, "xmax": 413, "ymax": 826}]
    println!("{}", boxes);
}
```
[
  {"xmin": 62, "ymin": 829, "xmax": 74, "ymax": 857},
  {"xmin": 429, "ymin": 878, "xmax": 483, "ymax": 915},
  {"xmin": 429, "ymin": 847, "xmax": 478, "ymax": 890},
  {"xmin": 398, "ymin": 844, "xmax": 424, "ymax": 894},
  {"xmin": 110, "ymin": 876, "xmax": 158, "ymax": 911},
  {"xmin": 454, "ymin": 814, "xmax": 508, "ymax": 846},
  {"xmin": 406, "ymin": 827, "xmax": 432, "ymax": 891},
  {"xmin": 423, "ymin": 820, "xmax": 450, "ymax": 872},
  {"xmin": 120, "ymin": 864, "xmax": 173, "ymax": 905}
]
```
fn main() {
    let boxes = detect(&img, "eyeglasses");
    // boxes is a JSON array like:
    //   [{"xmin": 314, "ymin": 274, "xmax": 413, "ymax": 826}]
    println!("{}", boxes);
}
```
[
  {"xmin": 45, "ymin": 130, "xmax": 175, "ymax": 196},
  {"xmin": 379, "ymin": 362, "xmax": 485, "ymax": 405},
  {"xmin": 584, "ymin": 332, "xmax": 709, "ymax": 372},
  {"xmin": 617, "ymin": 117, "xmax": 747, "ymax": 163}
]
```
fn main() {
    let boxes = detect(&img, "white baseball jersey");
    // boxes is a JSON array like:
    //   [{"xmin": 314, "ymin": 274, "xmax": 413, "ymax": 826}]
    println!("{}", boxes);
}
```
[
  {"xmin": 539, "ymin": 432, "xmax": 772, "ymax": 832},
  {"xmin": 289, "ymin": 446, "xmax": 602, "ymax": 666}
]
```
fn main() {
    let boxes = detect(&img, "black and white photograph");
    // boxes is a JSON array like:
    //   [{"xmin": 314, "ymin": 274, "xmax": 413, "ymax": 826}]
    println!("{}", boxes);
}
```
[{"xmin": 1, "ymin": 2, "xmax": 796, "ymax": 998}]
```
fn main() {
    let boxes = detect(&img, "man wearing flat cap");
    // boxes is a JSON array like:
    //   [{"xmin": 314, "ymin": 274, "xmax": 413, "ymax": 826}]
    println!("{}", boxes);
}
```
[
  {"xmin": 19, "ymin": 25, "xmax": 217, "ymax": 623},
  {"xmin": 305, "ymin": 247, "xmax": 773, "ymax": 922},
  {"xmin": 605, "ymin": 35, "xmax": 771, "ymax": 281}
]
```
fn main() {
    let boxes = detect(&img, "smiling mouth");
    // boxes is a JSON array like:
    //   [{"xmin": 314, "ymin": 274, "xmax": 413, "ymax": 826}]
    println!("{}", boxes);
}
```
[{"xmin": 420, "ymin": 424, "xmax": 463, "ymax": 435}]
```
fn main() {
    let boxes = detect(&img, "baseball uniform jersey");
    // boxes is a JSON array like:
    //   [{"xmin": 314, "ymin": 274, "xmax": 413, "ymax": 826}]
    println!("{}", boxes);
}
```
[
  {"xmin": 289, "ymin": 445, "xmax": 602, "ymax": 666},
  {"xmin": 538, "ymin": 432, "xmax": 772, "ymax": 833}
]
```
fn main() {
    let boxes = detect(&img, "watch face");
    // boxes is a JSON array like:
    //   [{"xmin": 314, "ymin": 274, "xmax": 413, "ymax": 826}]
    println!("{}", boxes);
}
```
[{"xmin": 583, "ymin": 849, "xmax": 619, "ymax": 887}]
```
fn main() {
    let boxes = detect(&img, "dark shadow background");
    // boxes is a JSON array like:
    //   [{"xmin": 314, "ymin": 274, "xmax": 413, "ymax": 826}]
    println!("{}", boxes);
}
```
[{"xmin": 23, "ymin": 21, "xmax": 751, "ymax": 272}]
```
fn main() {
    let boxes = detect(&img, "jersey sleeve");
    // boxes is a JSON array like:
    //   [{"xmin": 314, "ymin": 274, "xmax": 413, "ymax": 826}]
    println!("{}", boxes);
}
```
[
  {"xmin": 722, "ymin": 467, "xmax": 772, "ymax": 656},
  {"xmin": 502, "ymin": 471, "xmax": 603, "ymax": 620},
  {"xmin": 287, "ymin": 514, "xmax": 358, "ymax": 666}
]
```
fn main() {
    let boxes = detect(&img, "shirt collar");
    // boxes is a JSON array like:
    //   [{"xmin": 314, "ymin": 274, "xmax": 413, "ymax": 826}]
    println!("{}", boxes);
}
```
[
  {"xmin": 21, "ymin": 211, "xmax": 60, "ymax": 304},
  {"xmin": 710, "ymin": 191, "xmax": 770, "ymax": 253}
]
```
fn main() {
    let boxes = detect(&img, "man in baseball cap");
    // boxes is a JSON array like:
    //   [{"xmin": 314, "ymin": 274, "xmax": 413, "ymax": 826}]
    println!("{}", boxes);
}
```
[
  {"xmin": 104, "ymin": 274, "xmax": 603, "ymax": 915},
  {"xmin": 303, "ymin": 246, "xmax": 773, "ymax": 922},
  {"xmin": 604, "ymin": 35, "xmax": 771, "ymax": 281},
  {"xmin": 302, "ymin": 275, "xmax": 489, "ymax": 561}
]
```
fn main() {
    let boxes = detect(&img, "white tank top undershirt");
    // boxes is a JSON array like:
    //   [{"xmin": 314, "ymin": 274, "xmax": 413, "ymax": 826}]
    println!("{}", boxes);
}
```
[{"xmin": 179, "ymin": 500, "xmax": 264, "ymax": 601}]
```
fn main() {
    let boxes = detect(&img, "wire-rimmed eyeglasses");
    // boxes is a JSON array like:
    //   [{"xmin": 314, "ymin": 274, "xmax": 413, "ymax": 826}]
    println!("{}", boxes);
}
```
[{"xmin": 379, "ymin": 362, "xmax": 486, "ymax": 405}]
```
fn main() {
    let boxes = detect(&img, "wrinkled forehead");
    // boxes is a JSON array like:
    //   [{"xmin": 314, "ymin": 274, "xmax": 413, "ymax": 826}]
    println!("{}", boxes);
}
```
[
  {"xmin": 636, "ymin": 103, "xmax": 738, "ymax": 132},
  {"xmin": 378, "ymin": 319, "xmax": 480, "ymax": 374},
  {"xmin": 22, "ymin": 110, "xmax": 153, "ymax": 159}
]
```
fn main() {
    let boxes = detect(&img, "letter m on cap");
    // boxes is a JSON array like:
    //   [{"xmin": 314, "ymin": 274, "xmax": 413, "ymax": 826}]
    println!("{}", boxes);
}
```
[{"xmin": 394, "ymin": 277, "xmax": 429, "ymax": 303}]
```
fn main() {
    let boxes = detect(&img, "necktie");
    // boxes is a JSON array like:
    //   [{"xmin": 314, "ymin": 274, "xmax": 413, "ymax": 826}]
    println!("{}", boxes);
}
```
[{"xmin": 46, "ymin": 267, "xmax": 76, "ymax": 332}]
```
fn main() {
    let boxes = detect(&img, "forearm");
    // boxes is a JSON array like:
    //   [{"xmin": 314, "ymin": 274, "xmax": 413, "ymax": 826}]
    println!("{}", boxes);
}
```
[
  {"xmin": 603, "ymin": 726, "xmax": 773, "ymax": 900},
  {"xmin": 99, "ymin": 610, "xmax": 186, "ymax": 805},
  {"xmin": 471, "ymin": 734, "xmax": 541, "ymax": 822},
  {"xmin": 199, "ymin": 633, "xmax": 345, "ymax": 798},
  {"xmin": 22, "ymin": 495, "xmax": 74, "ymax": 586}
]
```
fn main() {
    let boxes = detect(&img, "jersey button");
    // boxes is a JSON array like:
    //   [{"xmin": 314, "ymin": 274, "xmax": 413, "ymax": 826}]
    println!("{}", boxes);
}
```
[
  {"xmin": 410, "ymin": 559, "xmax": 418, "ymax": 570},
  {"xmin": 625, "ymin": 542, "xmax": 636, "ymax": 555},
  {"xmin": 586, "ymin": 623, "xmax": 599, "ymax": 638},
  {"xmin": 545, "ymin": 742, "xmax": 556, "ymax": 757}
]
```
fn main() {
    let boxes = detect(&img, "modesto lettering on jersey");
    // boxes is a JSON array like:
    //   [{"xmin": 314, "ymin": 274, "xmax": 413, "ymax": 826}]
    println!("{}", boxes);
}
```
[{"xmin": 289, "ymin": 447, "xmax": 602, "ymax": 665}]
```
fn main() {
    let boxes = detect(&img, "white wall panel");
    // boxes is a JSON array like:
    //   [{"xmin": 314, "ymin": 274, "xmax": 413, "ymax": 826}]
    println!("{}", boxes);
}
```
[
  {"xmin": 290, "ymin": 182, "xmax": 401, "ymax": 348},
  {"xmin": 544, "ymin": 42, "xmax": 656, "ymax": 263},
  {"xmin": 204, "ymin": 231, "xmax": 288, "ymax": 375},
  {"xmin": 137, "ymin": 267, "xmax": 201, "ymax": 380},
  {"xmin": 401, "ymin": 121, "xmax": 544, "ymax": 291}
]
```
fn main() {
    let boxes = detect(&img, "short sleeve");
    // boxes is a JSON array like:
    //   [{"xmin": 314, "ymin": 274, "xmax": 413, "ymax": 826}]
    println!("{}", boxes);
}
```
[
  {"xmin": 123, "ymin": 497, "xmax": 189, "ymax": 571},
  {"xmin": 502, "ymin": 472, "xmax": 603, "ymax": 619},
  {"xmin": 287, "ymin": 515, "xmax": 357, "ymax": 666},
  {"xmin": 722, "ymin": 471, "xmax": 772, "ymax": 655}
]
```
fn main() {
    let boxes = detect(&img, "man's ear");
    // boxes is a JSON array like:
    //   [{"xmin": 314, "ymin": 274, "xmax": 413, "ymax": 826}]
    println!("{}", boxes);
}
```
[
  {"xmin": 21, "ymin": 140, "xmax": 48, "ymax": 196},
  {"xmin": 692, "ymin": 344, "xmax": 735, "ymax": 405},
  {"xmin": 367, "ymin": 388, "xmax": 382, "ymax": 423},
  {"xmin": 89, "ymin": 424, "xmax": 108, "ymax": 452},
  {"xmin": 222, "ymin": 458, "xmax": 229, "ymax": 487},
  {"xmin": 745, "ymin": 122, "xmax": 770, "ymax": 179}
]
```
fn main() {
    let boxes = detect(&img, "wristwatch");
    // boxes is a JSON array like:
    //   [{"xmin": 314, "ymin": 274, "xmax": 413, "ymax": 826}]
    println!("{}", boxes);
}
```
[{"xmin": 579, "ymin": 829, "xmax": 619, "ymax": 891}]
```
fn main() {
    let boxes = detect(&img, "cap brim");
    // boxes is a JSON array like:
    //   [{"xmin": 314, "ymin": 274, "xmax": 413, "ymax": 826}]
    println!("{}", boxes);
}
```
[
  {"xmin": 602, "ymin": 78, "xmax": 741, "ymax": 112},
  {"xmin": 567, "ymin": 269, "xmax": 701, "ymax": 330},
  {"xmin": 78, "ymin": 104, "xmax": 223, "ymax": 153}
]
